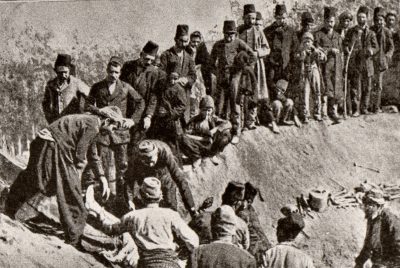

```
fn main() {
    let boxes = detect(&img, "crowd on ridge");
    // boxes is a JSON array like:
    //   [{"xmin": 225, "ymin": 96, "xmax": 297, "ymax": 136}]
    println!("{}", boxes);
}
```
[{"xmin": 4, "ymin": 3, "xmax": 400, "ymax": 268}]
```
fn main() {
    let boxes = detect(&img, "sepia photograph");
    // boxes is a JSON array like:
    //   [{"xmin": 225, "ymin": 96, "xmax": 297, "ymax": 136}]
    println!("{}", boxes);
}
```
[{"xmin": 0, "ymin": 0, "xmax": 399, "ymax": 267}]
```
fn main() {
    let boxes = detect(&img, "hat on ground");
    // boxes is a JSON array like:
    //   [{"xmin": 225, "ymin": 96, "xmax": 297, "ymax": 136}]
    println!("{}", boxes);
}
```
[
  {"xmin": 374, "ymin": 7, "xmax": 386, "ymax": 20},
  {"xmin": 302, "ymin": 32, "xmax": 314, "ymax": 41},
  {"xmin": 223, "ymin": 20, "xmax": 237, "ymax": 34},
  {"xmin": 200, "ymin": 95, "xmax": 215, "ymax": 110},
  {"xmin": 140, "ymin": 177, "xmax": 162, "ymax": 201},
  {"xmin": 142, "ymin": 41, "xmax": 159, "ymax": 57},
  {"xmin": 244, "ymin": 182, "xmax": 264, "ymax": 202},
  {"xmin": 54, "ymin": 54, "xmax": 73, "ymax": 69},
  {"xmin": 175, "ymin": 24, "xmax": 189, "ymax": 39},
  {"xmin": 243, "ymin": 4, "xmax": 256, "ymax": 16},
  {"xmin": 301, "ymin": 11, "xmax": 314, "ymax": 25},
  {"xmin": 108, "ymin": 56, "xmax": 123, "ymax": 67},
  {"xmin": 256, "ymin": 11, "xmax": 263, "ymax": 20},
  {"xmin": 358, "ymin": 6, "xmax": 369, "ymax": 16},
  {"xmin": 98, "ymin": 106, "xmax": 123, "ymax": 123},
  {"xmin": 339, "ymin": 11, "xmax": 353, "ymax": 22},
  {"xmin": 324, "ymin": 6, "xmax": 337, "ymax": 20},
  {"xmin": 276, "ymin": 79, "xmax": 289, "ymax": 93},
  {"xmin": 363, "ymin": 188, "xmax": 386, "ymax": 205},
  {"xmin": 275, "ymin": 4, "xmax": 287, "ymax": 16},
  {"xmin": 211, "ymin": 205, "xmax": 237, "ymax": 237},
  {"xmin": 222, "ymin": 181, "xmax": 245, "ymax": 205},
  {"xmin": 138, "ymin": 140, "xmax": 159, "ymax": 158}
]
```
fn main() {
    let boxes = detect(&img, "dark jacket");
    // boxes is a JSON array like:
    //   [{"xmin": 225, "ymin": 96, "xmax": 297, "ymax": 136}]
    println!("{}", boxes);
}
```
[
  {"xmin": 42, "ymin": 76, "xmax": 90, "ymax": 124},
  {"xmin": 355, "ymin": 203, "xmax": 400, "ymax": 267},
  {"xmin": 370, "ymin": 25, "xmax": 395, "ymax": 72},
  {"xmin": 187, "ymin": 241, "xmax": 257, "ymax": 268},
  {"xmin": 86, "ymin": 79, "xmax": 145, "ymax": 144},
  {"xmin": 160, "ymin": 46, "xmax": 197, "ymax": 90},
  {"xmin": 343, "ymin": 25, "xmax": 379, "ymax": 77},
  {"xmin": 186, "ymin": 42, "xmax": 212, "ymax": 93},
  {"xmin": 186, "ymin": 114, "xmax": 231, "ymax": 139}
]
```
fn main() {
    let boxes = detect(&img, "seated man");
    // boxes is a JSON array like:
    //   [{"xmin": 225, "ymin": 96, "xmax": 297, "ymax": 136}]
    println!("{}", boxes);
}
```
[
  {"xmin": 187, "ymin": 205, "xmax": 256, "ymax": 268},
  {"xmin": 86, "ymin": 177, "xmax": 199, "ymax": 268},
  {"xmin": 125, "ymin": 139, "xmax": 198, "ymax": 217},
  {"xmin": 5, "ymin": 107, "xmax": 121, "ymax": 247},
  {"xmin": 262, "ymin": 213, "xmax": 315, "ymax": 268},
  {"xmin": 180, "ymin": 95, "xmax": 232, "ymax": 169}
]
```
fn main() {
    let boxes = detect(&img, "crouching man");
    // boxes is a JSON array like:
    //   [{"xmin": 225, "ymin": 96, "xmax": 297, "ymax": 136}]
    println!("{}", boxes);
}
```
[
  {"xmin": 5, "ymin": 108, "xmax": 121, "ymax": 247},
  {"xmin": 180, "ymin": 95, "xmax": 232, "ymax": 168}
]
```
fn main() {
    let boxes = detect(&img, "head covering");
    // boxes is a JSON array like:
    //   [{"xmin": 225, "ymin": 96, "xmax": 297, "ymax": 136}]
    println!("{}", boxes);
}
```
[
  {"xmin": 200, "ymin": 95, "xmax": 215, "ymax": 110},
  {"xmin": 387, "ymin": 10, "xmax": 397, "ymax": 18},
  {"xmin": 98, "ymin": 106, "xmax": 123, "ymax": 123},
  {"xmin": 243, "ymin": 4, "xmax": 256, "ymax": 16},
  {"xmin": 324, "ymin": 6, "xmax": 336, "ymax": 20},
  {"xmin": 277, "ymin": 213, "xmax": 305, "ymax": 236},
  {"xmin": 358, "ymin": 6, "xmax": 369, "ymax": 16},
  {"xmin": 275, "ymin": 4, "xmax": 287, "ymax": 16},
  {"xmin": 108, "ymin": 56, "xmax": 123, "ymax": 67},
  {"xmin": 280, "ymin": 204, "xmax": 299, "ymax": 216},
  {"xmin": 140, "ymin": 177, "xmax": 162, "ymax": 201},
  {"xmin": 54, "ymin": 54, "xmax": 73, "ymax": 68},
  {"xmin": 302, "ymin": 32, "xmax": 314, "ymax": 41},
  {"xmin": 211, "ymin": 205, "xmax": 237, "ymax": 237},
  {"xmin": 301, "ymin": 11, "xmax": 314, "ymax": 25},
  {"xmin": 223, "ymin": 20, "xmax": 237, "ymax": 34},
  {"xmin": 363, "ymin": 189, "xmax": 386, "ymax": 205},
  {"xmin": 256, "ymin": 11, "xmax": 263, "ymax": 20},
  {"xmin": 339, "ymin": 11, "xmax": 353, "ymax": 22},
  {"xmin": 276, "ymin": 79, "xmax": 289, "ymax": 93},
  {"xmin": 221, "ymin": 181, "xmax": 245, "ymax": 205},
  {"xmin": 190, "ymin": 31, "xmax": 202, "ymax": 39},
  {"xmin": 175, "ymin": 24, "xmax": 189, "ymax": 39},
  {"xmin": 374, "ymin": 7, "xmax": 386, "ymax": 20},
  {"xmin": 244, "ymin": 182, "xmax": 264, "ymax": 202},
  {"xmin": 138, "ymin": 140, "xmax": 159, "ymax": 158},
  {"xmin": 142, "ymin": 41, "xmax": 159, "ymax": 57}
]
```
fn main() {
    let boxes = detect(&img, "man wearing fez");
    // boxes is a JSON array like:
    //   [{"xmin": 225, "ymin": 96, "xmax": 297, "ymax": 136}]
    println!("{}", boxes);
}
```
[
  {"xmin": 86, "ymin": 56, "xmax": 145, "ymax": 198},
  {"xmin": 314, "ymin": 7, "xmax": 344, "ymax": 124},
  {"xmin": 160, "ymin": 24, "xmax": 197, "ymax": 123},
  {"xmin": 344, "ymin": 6, "xmax": 378, "ymax": 116},
  {"xmin": 6, "ymin": 107, "xmax": 122, "ymax": 247},
  {"xmin": 370, "ymin": 7, "xmax": 394, "ymax": 113},
  {"xmin": 386, "ymin": 11, "xmax": 400, "ymax": 66},
  {"xmin": 120, "ymin": 41, "xmax": 166, "ymax": 144},
  {"xmin": 209, "ymin": 20, "xmax": 256, "ymax": 144},
  {"xmin": 262, "ymin": 213, "xmax": 315, "ymax": 267},
  {"xmin": 125, "ymin": 139, "xmax": 198, "ymax": 216},
  {"xmin": 334, "ymin": 11, "xmax": 353, "ymax": 39},
  {"xmin": 42, "ymin": 54, "xmax": 90, "ymax": 124},
  {"xmin": 355, "ymin": 189, "xmax": 400, "ymax": 268}
]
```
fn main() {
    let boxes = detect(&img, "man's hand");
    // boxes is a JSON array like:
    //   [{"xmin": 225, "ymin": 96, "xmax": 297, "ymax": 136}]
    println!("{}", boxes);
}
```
[
  {"xmin": 143, "ymin": 117, "xmax": 151, "ymax": 130},
  {"xmin": 121, "ymin": 119, "xmax": 135, "ymax": 129},
  {"xmin": 128, "ymin": 200, "xmax": 135, "ymax": 211},
  {"xmin": 177, "ymin": 77, "xmax": 188, "ymax": 86},
  {"xmin": 100, "ymin": 176, "xmax": 110, "ymax": 201},
  {"xmin": 330, "ymin": 48, "xmax": 340, "ymax": 54}
]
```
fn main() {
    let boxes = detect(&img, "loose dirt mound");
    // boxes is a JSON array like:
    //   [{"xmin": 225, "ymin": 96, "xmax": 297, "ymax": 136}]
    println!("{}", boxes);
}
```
[{"xmin": 188, "ymin": 113, "xmax": 400, "ymax": 267}]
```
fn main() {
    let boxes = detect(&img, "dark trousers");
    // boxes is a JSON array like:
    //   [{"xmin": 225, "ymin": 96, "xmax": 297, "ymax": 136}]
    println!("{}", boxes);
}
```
[{"xmin": 349, "ymin": 71, "xmax": 372, "ymax": 113}]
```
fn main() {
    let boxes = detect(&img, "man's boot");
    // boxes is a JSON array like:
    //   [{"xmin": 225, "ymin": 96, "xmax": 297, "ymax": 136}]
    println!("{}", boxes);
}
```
[
  {"xmin": 271, "ymin": 121, "xmax": 280, "ymax": 134},
  {"xmin": 294, "ymin": 115, "xmax": 302, "ymax": 128},
  {"xmin": 330, "ymin": 104, "xmax": 342, "ymax": 124}
]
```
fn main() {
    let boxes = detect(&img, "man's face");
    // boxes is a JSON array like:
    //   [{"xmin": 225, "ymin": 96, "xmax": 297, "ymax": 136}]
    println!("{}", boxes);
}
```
[
  {"xmin": 224, "ymin": 33, "xmax": 236, "ymax": 43},
  {"xmin": 55, "ymin": 66, "xmax": 70, "ymax": 83},
  {"xmin": 302, "ymin": 22, "xmax": 313, "ymax": 32},
  {"xmin": 140, "ymin": 154, "xmax": 158, "ymax": 167},
  {"xmin": 169, "ymin": 73, "xmax": 179, "ymax": 85},
  {"xmin": 244, "ymin": 13, "xmax": 257, "ymax": 26},
  {"xmin": 200, "ymin": 107, "xmax": 213, "ymax": 118},
  {"xmin": 256, "ymin": 19, "xmax": 264, "ymax": 28},
  {"xmin": 175, "ymin": 35, "xmax": 189, "ymax": 49},
  {"xmin": 107, "ymin": 64, "xmax": 121, "ymax": 83},
  {"xmin": 357, "ymin": 13, "xmax": 367, "ymax": 27},
  {"xmin": 190, "ymin": 36, "xmax": 201, "ymax": 49},
  {"xmin": 275, "ymin": 13, "xmax": 287, "ymax": 26},
  {"xmin": 303, "ymin": 39, "xmax": 313, "ymax": 50},
  {"xmin": 100, "ymin": 119, "xmax": 118, "ymax": 135},
  {"xmin": 363, "ymin": 202, "xmax": 380, "ymax": 219},
  {"xmin": 375, "ymin": 16, "xmax": 385, "ymax": 28},
  {"xmin": 325, "ymin": 17, "xmax": 335, "ymax": 29},
  {"xmin": 387, "ymin": 15, "xmax": 396, "ymax": 28},
  {"xmin": 341, "ymin": 18, "xmax": 351, "ymax": 29},
  {"xmin": 140, "ymin": 53, "xmax": 155, "ymax": 67}
]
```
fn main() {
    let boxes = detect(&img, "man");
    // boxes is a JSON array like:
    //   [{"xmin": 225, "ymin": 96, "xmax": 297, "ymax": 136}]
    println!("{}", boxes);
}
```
[
  {"xmin": 315, "ymin": 7, "xmax": 344, "ymax": 124},
  {"xmin": 187, "ymin": 205, "xmax": 256, "ymax": 268},
  {"xmin": 255, "ymin": 12, "xmax": 264, "ymax": 30},
  {"xmin": 180, "ymin": 95, "xmax": 232, "ymax": 169},
  {"xmin": 262, "ymin": 213, "xmax": 315, "ymax": 268},
  {"xmin": 386, "ymin": 10, "xmax": 400, "ymax": 66},
  {"xmin": 209, "ymin": 20, "xmax": 256, "ymax": 144},
  {"xmin": 295, "ymin": 12, "xmax": 315, "ymax": 49},
  {"xmin": 86, "ymin": 56, "xmax": 145, "ymax": 198},
  {"xmin": 120, "ymin": 41, "xmax": 165, "ymax": 144},
  {"xmin": 6, "ymin": 108, "xmax": 121, "ymax": 247},
  {"xmin": 125, "ymin": 139, "xmax": 197, "ymax": 216},
  {"xmin": 160, "ymin": 24, "xmax": 197, "ymax": 123},
  {"xmin": 370, "ymin": 7, "xmax": 394, "ymax": 113},
  {"xmin": 335, "ymin": 11, "xmax": 353, "ymax": 39},
  {"xmin": 355, "ymin": 189, "xmax": 400, "ymax": 268},
  {"xmin": 42, "ymin": 54, "xmax": 90, "ymax": 124},
  {"xmin": 87, "ymin": 177, "xmax": 199, "ymax": 268},
  {"xmin": 344, "ymin": 6, "xmax": 379, "ymax": 116}
]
